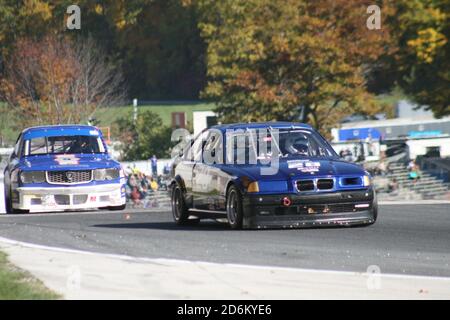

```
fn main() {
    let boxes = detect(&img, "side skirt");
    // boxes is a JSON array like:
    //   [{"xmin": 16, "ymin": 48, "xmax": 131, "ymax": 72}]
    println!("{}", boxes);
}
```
[{"xmin": 188, "ymin": 208, "xmax": 227, "ymax": 219}]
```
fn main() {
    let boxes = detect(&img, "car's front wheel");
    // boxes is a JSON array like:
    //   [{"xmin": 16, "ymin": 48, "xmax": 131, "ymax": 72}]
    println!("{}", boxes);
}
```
[
  {"xmin": 4, "ymin": 185, "xmax": 28, "ymax": 214},
  {"xmin": 226, "ymin": 185, "xmax": 243, "ymax": 230},
  {"xmin": 4, "ymin": 182, "xmax": 12, "ymax": 214}
]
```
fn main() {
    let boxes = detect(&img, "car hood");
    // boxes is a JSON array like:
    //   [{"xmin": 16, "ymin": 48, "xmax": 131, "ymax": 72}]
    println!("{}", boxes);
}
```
[
  {"xmin": 220, "ymin": 158, "xmax": 366, "ymax": 181},
  {"xmin": 19, "ymin": 154, "xmax": 120, "ymax": 171}
]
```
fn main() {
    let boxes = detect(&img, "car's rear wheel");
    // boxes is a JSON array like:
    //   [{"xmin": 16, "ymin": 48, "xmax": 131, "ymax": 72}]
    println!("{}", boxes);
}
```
[
  {"xmin": 172, "ymin": 184, "xmax": 199, "ymax": 225},
  {"xmin": 226, "ymin": 185, "xmax": 243, "ymax": 230}
]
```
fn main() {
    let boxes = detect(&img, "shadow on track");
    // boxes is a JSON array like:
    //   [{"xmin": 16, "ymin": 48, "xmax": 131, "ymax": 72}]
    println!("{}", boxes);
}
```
[
  {"xmin": 91, "ymin": 220, "xmax": 370, "ymax": 231},
  {"xmin": 91, "ymin": 221, "xmax": 234, "ymax": 231}
]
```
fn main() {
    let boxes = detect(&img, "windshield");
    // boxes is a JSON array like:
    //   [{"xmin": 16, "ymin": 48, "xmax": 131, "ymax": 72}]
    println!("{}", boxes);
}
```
[
  {"xmin": 27, "ymin": 135, "xmax": 105, "ymax": 155},
  {"xmin": 227, "ymin": 129, "xmax": 337, "ymax": 163}
]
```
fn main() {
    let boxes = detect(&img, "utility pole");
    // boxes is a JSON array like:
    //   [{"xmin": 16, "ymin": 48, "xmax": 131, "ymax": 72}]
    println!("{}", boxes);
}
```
[
  {"xmin": 133, "ymin": 98, "xmax": 138, "ymax": 124},
  {"xmin": 298, "ymin": 105, "xmax": 305, "ymax": 123}
]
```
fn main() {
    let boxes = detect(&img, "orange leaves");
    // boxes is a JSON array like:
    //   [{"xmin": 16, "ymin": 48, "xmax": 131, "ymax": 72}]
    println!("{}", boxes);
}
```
[
  {"xmin": 197, "ymin": 0, "xmax": 397, "ymax": 129},
  {"xmin": 0, "ymin": 34, "xmax": 124, "ymax": 127}
]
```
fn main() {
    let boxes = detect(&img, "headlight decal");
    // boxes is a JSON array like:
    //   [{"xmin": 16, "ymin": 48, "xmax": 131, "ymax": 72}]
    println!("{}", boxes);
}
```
[
  {"xmin": 20, "ymin": 171, "xmax": 46, "ymax": 184},
  {"xmin": 363, "ymin": 175, "xmax": 371, "ymax": 187},
  {"xmin": 94, "ymin": 168, "xmax": 120, "ymax": 181}
]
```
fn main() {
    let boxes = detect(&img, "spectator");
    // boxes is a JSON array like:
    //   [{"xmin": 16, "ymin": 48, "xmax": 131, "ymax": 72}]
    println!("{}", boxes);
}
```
[
  {"xmin": 407, "ymin": 160, "xmax": 415, "ymax": 172},
  {"xmin": 151, "ymin": 155, "xmax": 158, "ymax": 177},
  {"xmin": 127, "ymin": 174, "xmax": 142, "ymax": 206},
  {"xmin": 388, "ymin": 178, "xmax": 398, "ymax": 193},
  {"xmin": 157, "ymin": 175, "xmax": 168, "ymax": 191},
  {"xmin": 408, "ymin": 163, "xmax": 421, "ymax": 183},
  {"xmin": 141, "ymin": 174, "xmax": 150, "ymax": 190},
  {"xmin": 130, "ymin": 186, "xmax": 141, "ymax": 207},
  {"xmin": 344, "ymin": 148, "xmax": 353, "ymax": 162},
  {"xmin": 163, "ymin": 162, "xmax": 171, "ymax": 175},
  {"xmin": 378, "ymin": 160, "xmax": 387, "ymax": 176},
  {"xmin": 150, "ymin": 178, "xmax": 159, "ymax": 191}
]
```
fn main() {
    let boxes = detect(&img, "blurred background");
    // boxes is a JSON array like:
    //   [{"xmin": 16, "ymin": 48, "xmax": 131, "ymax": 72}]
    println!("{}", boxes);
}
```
[{"xmin": 0, "ymin": 0, "xmax": 449, "ymax": 204}]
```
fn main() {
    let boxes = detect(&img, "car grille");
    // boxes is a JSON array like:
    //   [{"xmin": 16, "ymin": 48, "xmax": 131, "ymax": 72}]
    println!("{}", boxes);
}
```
[
  {"xmin": 73, "ymin": 195, "xmax": 88, "ymax": 205},
  {"xmin": 296, "ymin": 180, "xmax": 314, "ymax": 191},
  {"xmin": 317, "ymin": 179, "xmax": 334, "ymax": 190},
  {"xmin": 54, "ymin": 195, "xmax": 70, "ymax": 205},
  {"xmin": 47, "ymin": 170, "xmax": 92, "ymax": 184},
  {"xmin": 296, "ymin": 178, "xmax": 334, "ymax": 191}
]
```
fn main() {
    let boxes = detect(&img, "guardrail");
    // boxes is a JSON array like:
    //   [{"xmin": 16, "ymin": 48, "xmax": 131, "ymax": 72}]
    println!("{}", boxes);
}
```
[{"xmin": 416, "ymin": 157, "xmax": 450, "ymax": 183}]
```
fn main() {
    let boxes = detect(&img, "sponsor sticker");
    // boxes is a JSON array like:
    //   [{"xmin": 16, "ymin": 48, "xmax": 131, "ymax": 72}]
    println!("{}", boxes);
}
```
[
  {"xmin": 42, "ymin": 195, "xmax": 56, "ymax": 207},
  {"xmin": 288, "ymin": 160, "xmax": 321, "ymax": 173},
  {"xmin": 54, "ymin": 155, "xmax": 80, "ymax": 165}
]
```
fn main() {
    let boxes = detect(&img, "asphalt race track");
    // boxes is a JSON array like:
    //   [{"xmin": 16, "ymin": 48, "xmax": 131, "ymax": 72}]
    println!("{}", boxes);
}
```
[
  {"xmin": 1, "ymin": 170, "xmax": 450, "ymax": 278},
  {"xmin": 0, "ymin": 194, "xmax": 449, "ymax": 277}
]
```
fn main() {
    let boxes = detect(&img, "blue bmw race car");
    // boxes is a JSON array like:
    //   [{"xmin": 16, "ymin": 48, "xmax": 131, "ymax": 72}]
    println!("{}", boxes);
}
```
[
  {"xmin": 3, "ymin": 125, "xmax": 126, "ymax": 213},
  {"xmin": 170, "ymin": 122, "xmax": 377, "ymax": 229}
]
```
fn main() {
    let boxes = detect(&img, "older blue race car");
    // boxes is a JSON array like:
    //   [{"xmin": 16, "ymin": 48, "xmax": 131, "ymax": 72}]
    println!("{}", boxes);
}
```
[
  {"xmin": 170, "ymin": 122, "xmax": 377, "ymax": 229},
  {"xmin": 3, "ymin": 125, "xmax": 126, "ymax": 213}
]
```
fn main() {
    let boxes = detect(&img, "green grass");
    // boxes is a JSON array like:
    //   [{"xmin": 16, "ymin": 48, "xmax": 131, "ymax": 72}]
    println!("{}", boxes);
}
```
[
  {"xmin": 93, "ymin": 102, "xmax": 216, "ymax": 128},
  {"xmin": 0, "ymin": 101, "xmax": 216, "ymax": 146},
  {"xmin": 0, "ymin": 251, "xmax": 60, "ymax": 300}
]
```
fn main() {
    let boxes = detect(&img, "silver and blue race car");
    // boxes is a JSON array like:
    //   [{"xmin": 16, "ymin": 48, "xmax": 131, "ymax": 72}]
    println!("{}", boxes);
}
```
[
  {"xmin": 170, "ymin": 122, "xmax": 377, "ymax": 229},
  {"xmin": 3, "ymin": 125, "xmax": 126, "ymax": 213}
]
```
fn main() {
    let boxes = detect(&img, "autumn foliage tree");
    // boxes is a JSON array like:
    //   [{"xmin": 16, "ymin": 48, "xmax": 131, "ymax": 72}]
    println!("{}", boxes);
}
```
[
  {"xmin": 389, "ymin": 0, "xmax": 449, "ymax": 118},
  {"xmin": 0, "ymin": 35, "xmax": 125, "ymax": 126},
  {"xmin": 113, "ymin": 111, "xmax": 173, "ymax": 160},
  {"xmin": 192, "ymin": 0, "xmax": 395, "ymax": 132}
]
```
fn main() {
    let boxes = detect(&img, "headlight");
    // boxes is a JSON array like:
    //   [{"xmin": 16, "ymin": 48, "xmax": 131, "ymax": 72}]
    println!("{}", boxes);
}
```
[
  {"xmin": 363, "ymin": 175, "xmax": 371, "ymax": 187},
  {"xmin": 11, "ymin": 170, "xmax": 20, "ymax": 183},
  {"xmin": 20, "ymin": 171, "xmax": 46, "ymax": 184},
  {"xmin": 247, "ymin": 181, "xmax": 260, "ymax": 193},
  {"xmin": 94, "ymin": 168, "xmax": 120, "ymax": 181},
  {"xmin": 241, "ymin": 176, "xmax": 259, "ymax": 192}
]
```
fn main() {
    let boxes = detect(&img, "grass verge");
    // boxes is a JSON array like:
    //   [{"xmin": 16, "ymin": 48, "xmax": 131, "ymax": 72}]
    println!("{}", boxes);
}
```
[
  {"xmin": 93, "ymin": 102, "xmax": 216, "ymax": 128},
  {"xmin": 0, "ymin": 250, "xmax": 60, "ymax": 300}
]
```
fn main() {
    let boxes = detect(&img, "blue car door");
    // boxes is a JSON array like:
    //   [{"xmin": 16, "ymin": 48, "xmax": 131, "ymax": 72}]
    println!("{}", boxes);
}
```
[{"xmin": 192, "ymin": 130, "xmax": 228, "ymax": 211}]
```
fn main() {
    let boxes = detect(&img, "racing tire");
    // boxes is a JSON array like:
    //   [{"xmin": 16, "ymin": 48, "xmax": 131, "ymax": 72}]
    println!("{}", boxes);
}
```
[
  {"xmin": 4, "ymin": 183, "xmax": 12, "ymax": 214},
  {"xmin": 171, "ymin": 184, "xmax": 199, "ymax": 225},
  {"xmin": 365, "ymin": 194, "xmax": 378, "ymax": 226},
  {"xmin": 367, "ymin": 203, "xmax": 378, "ymax": 225},
  {"xmin": 226, "ymin": 185, "xmax": 244, "ymax": 230},
  {"xmin": 4, "ymin": 185, "xmax": 28, "ymax": 214}
]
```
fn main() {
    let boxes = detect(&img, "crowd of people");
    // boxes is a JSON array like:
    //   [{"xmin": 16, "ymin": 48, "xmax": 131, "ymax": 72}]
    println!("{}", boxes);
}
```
[
  {"xmin": 124, "ymin": 168, "xmax": 169, "ymax": 208},
  {"xmin": 365, "ymin": 158, "xmax": 422, "ymax": 194}
]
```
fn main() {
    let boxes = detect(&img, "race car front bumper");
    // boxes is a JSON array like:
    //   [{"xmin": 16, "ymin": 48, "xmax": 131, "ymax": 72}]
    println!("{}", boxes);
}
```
[
  {"xmin": 242, "ymin": 188, "xmax": 377, "ymax": 229},
  {"xmin": 12, "ymin": 183, "xmax": 126, "ymax": 212}
]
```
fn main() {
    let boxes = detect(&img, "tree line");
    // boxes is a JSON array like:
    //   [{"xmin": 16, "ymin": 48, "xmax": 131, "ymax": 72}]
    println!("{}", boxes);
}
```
[{"xmin": 0, "ymin": 0, "xmax": 448, "ymax": 156}]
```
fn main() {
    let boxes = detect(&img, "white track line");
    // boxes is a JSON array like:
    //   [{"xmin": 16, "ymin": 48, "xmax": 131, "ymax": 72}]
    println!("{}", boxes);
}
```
[{"xmin": 1, "ymin": 235, "xmax": 449, "ymax": 282}]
